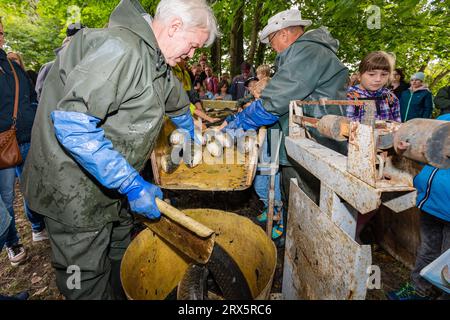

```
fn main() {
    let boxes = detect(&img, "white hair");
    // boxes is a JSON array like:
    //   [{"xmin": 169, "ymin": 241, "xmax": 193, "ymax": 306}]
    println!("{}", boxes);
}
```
[{"xmin": 154, "ymin": 0, "xmax": 220, "ymax": 47}]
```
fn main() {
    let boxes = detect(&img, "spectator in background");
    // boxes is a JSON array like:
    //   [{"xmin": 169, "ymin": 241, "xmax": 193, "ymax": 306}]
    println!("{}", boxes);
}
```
[
  {"xmin": 198, "ymin": 54, "xmax": 208, "ymax": 78},
  {"xmin": 256, "ymin": 64, "xmax": 271, "ymax": 81},
  {"xmin": 188, "ymin": 62, "xmax": 198, "ymax": 84},
  {"xmin": 204, "ymin": 65, "xmax": 219, "ymax": 95},
  {"xmin": 190, "ymin": 62, "xmax": 206, "ymax": 88},
  {"xmin": 232, "ymin": 76, "xmax": 259, "ymax": 110},
  {"xmin": 346, "ymin": 51, "xmax": 400, "ymax": 244},
  {"xmin": 400, "ymin": 72, "xmax": 434, "ymax": 122},
  {"xmin": 198, "ymin": 84, "xmax": 214, "ymax": 100},
  {"xmin": 347, "ymin": 72, "xmax": 359, "ymax": 87},
  {"xmin": 220, "ymin": 72, "xmax": 230, "ymax": 85},
  {"xmin": 7, "ymin": 51, "xmax": 37, "ymax": 88},
  {"xmin": 26, "ymin": 70, "xmax": 37, "ymax": 89},
  {"xmin": 434, "ymin": 85, "xmax": 450, "ymax": 115},
  {"xmin": 0, "ymin": 198, "xmax": 29, "ymax": 300},
  {"xmin": 1, "ymin": 20, "xmax": 48, "ymax": 268},
  {"xmin": 35, "ymin": 23, "xmax": 85, "ymax": 101},
  {"xmin": 390, "ymin": 68, "xmax": 409, "ymax": 99},
  {"xmin": 7, "ymin": 52, "xmax": 26, "ymax": 70},
  {"xmin": 173, "ymin": 58, "xmax": 219, "ymax": 124},
  {"xmin": 346, "ymin": 51, "xmax": 401, "ymax": 123},
  {"xmin": 199, "ymin": 52, "xmax": 208, "ymax": 63},
  {"xmin": 214, "ymin": 80, "xmax": 232, "ymax": 100},
  {"xmin": 199, "ymin": 58, "xmax": 207, "ymax": 73},
  {"xmin": 230, "ymin": 61, "xmax": 252, "ymax": 100},
  {"xmin": 243, "ymin": 76, "xmax": 259, "ymax": 98},
  {"xmin": 388, "ymin": 113, "xmax": 450, "ymax": 301}
]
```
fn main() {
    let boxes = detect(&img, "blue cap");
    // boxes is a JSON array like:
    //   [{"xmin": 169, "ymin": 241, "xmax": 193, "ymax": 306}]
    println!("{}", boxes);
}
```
[{"xmin": 411, "ymin": 72, "xmax": 425, "ymax": 81}]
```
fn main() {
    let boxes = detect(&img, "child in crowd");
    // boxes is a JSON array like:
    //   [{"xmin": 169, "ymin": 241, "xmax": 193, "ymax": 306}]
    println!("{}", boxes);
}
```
[
  {"xmin": 347, "ymin": 51, "xmax": 401, "ymax": 123},
  {"xmin": 243, "ymin": 76, "xmax": 259, "ymax": 101},
  {"xmin": 400, "ymin": 72, "xmax": 434, "ymax": 122},
  {"xmin": 346, "ymin": 51, "xmax": 401, "ymax": 244},
  {"xmin": 214, "ymin": 80, "xmax": 233, "ymax": 101},
  {"xmin": 256, "ymin": 64, "xmax": 271, "ymax": 81},
  {"xmin": 388, "ymin": 114, "xmax": 450, "ymax": 300},
  {"xmin": 173, "ymin": 61, "xmax": 219, "ymax": 126},
  {"xmin": 197, "ymin": 84, "xmax": 214, "ymax": 100},
  {"xmin": 215, "ymin": 76, "xmax": 270, "ymax": 131},
  {"xmin": 234, "ymin": 64, "xmax": 271, "ymax": 109}
]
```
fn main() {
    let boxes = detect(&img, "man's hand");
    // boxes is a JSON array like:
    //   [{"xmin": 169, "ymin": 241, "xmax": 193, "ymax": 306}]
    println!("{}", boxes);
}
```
[
  {"xmin": 120, "ymin": 174, "xmax": 163, "ymax": 219},
  {"xmin": 223, "ymin": 100, "xmax": 279, "ymax": 132}
]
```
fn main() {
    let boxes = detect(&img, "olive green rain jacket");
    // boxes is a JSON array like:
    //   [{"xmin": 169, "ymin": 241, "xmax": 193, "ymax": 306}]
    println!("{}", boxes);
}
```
[
  {"xmin": 22, "ymin": 0, "xmax": 190, "ymax": 228},
  {"xmin": 260, "ymin": 27, "xmax": 349, "ymax": 165}
]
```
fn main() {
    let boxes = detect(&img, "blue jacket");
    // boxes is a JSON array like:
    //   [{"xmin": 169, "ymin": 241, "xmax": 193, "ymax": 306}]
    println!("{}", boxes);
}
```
[
  {"xmin": 413, "ymin": 114, "xmax": 450, "ymax": 222},
  {"xmin": 400, "ymin": 86, "xmax": 433, "ymax": 122},
  {"xmin": 0, "ymin": 49, "xmax": 38, "ymax": 144}
]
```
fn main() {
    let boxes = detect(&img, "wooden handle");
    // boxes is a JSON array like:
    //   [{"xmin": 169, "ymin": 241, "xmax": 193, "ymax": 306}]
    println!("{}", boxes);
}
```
[{"xmin": 155, "ymin": 198, "xmax": 214, "ymax": 238}]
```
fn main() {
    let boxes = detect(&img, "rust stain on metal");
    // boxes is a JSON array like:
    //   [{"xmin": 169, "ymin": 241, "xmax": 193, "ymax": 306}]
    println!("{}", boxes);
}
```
[
  {"xmin": 282, "ymin": 182, "xmax": 372, "ymax": 300},
  {"xmin": 394, "ymin": 118, "xmax": 450, "ymax": 169}
]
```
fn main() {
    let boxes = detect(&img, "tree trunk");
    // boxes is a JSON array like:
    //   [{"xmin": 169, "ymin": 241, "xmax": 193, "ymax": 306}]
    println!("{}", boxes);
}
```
[
  {"xmin": 419, "ymin": 59, "xmax": 430, "ymax": 72},
  {"xmin": 254, "ymin": 41, "xmax": 267, "ymax": 68},
  {"xmin": 210, "ymin": 37, "xmax": 222, "ymax": 76},
  {"xmin": 247, "ymin": 0, "xmax": 263, "ymax": 66},
  {"xmin": 430, "ymin": 69, "xmax": 450, "ymax": 90},
  {"xmin": 230, "ymin": 0, "xmax": 245, "ymax": 78}
]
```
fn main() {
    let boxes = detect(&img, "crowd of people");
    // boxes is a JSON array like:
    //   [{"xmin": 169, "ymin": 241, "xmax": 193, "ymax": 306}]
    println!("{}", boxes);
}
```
[{"xmin": 0, "ymin": 0, "xmax": 449, "ymax": 301}]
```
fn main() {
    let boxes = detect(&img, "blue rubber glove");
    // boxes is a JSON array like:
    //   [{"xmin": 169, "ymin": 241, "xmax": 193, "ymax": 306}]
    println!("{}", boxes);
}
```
[
  {"xmin": 224, "ymin": 100, "xmax": 279, "ymax": 131},
  {"xmin": 169, "ymin": 109, "xmax": 195, "ymax": 141},
  {"xmin": 118, "ymin": 174, "xmax": 163, "ymax": 219},
  {"xmin": 51, "ymin": 111, "xmax": 162, "ymax": 219}
]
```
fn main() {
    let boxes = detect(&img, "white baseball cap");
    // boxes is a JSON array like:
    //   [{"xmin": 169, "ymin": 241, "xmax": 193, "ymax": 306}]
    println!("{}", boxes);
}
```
[{"xmin": 259, "ymin": 9, "xmax": 312, "ymax": 44}]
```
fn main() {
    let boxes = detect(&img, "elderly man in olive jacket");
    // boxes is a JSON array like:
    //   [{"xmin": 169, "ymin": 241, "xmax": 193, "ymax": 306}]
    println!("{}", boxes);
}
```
[
  {"xmin": 22, "ymin": 0, "xmax": 218, "ymax": 300},
  {"xmin": 224, "ymin": 9, "xmax": 348, "ymax": 210}
]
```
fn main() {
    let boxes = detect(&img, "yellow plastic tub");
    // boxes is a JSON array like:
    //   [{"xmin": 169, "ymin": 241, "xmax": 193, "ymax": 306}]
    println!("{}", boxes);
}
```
[{"xmin": 121, "ymin": 209, "xmax": 277, "ymax": 300}]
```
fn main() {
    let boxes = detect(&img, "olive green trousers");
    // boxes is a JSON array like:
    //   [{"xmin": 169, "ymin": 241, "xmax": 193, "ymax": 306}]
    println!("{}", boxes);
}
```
[{"xmin": 44, "ymin": 208, "xmax": 133, "ymax": 300}]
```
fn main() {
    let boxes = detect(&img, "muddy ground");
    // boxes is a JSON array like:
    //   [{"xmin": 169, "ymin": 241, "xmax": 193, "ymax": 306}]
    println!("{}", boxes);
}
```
[{"xmin": 0, "ymin": 182, "xmax": 410, "ymax": 300}]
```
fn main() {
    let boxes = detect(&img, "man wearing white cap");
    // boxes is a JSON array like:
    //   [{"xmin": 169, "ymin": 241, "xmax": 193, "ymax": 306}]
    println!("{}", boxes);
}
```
[{"xmin": 224, "ymin": 9, "xmax": 348, "ymax": 210}]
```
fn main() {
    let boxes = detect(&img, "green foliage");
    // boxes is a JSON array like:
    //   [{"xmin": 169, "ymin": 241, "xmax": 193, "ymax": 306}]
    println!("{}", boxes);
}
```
[
  {"xmin": 291, "ymin": 0, "xmax": 449, "ymax": 89},
  {"xmin": 0, "ymin": 0, "xmax": 448, "ymax": 90}
]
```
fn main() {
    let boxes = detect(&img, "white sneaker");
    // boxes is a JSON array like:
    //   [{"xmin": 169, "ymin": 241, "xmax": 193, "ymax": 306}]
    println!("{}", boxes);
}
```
[
  {"xmin": 6, "ymin": 244, "xmax": 28, "ymax": 266},
  {"xmin": 32, "ymin": 229, "xmax": 49, "ymax": 242}
]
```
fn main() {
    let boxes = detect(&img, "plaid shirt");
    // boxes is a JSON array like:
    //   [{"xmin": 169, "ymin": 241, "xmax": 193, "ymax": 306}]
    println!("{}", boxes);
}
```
[{"xmin": 346, "ymin": 85, "xmax": 401, "ymax": 122}]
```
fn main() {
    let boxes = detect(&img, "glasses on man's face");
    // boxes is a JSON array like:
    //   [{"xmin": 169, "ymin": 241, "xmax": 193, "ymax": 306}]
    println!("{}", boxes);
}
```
[
  {"xmin": 0, "ymin": 31, "xmax": 4, "ymax": 37},
  {"xmin": 268, "ymin": 31, "xmax": 279, "ymax": 46}
]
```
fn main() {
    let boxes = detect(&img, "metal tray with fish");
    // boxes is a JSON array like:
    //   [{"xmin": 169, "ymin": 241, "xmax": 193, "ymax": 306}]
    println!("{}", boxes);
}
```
[{"xmin": 150, "ymin": 110, "xmax": 266, "ymax": 191}]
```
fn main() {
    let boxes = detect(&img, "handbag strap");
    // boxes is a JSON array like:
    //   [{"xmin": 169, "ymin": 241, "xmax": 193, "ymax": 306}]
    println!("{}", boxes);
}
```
[{"xmin": 6, "ymin": 58, "xmax": 20, "ymax": 129}]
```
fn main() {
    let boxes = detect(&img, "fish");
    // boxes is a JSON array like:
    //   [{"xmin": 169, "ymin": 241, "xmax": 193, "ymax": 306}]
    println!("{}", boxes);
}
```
[
  {"xmin": 160, "ymin": 153, "xmax": 179, "ymax": 174},
  {"xmin": 177, "ymin": 264, "xmax": 209, "ymax": 300},
  {"xmin": 169, "ymin": 130, "xmax": 185, "ymax": 145},
  {"xmin": 206, "ymin": 141, "xmax": 223, "ymax": 157},
  {"xmin": 215, "ymin": 133, "xmax": 234, "ymax": 149},
  {"xmin": 206, "ymin": 243, "xmax": 253, "ymax": 300},
  {"xmin": 185, "ymin": 144, "xmax": 202, "ymax": 168},
  {"xmin": 175, "ymin": 243, "xmax": 253, "ymax": 300}
]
